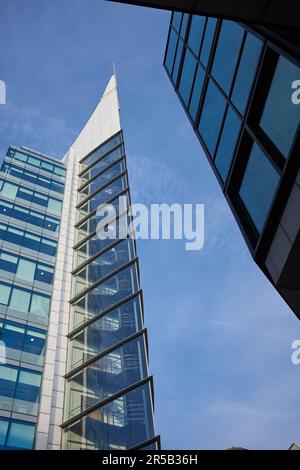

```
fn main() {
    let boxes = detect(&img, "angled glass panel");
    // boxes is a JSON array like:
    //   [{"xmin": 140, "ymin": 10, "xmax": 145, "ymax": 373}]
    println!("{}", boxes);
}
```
[
  {"xmin": 80, "ymin": 134, "xmax": 123, "ymax": 171},
  {"xmin": 214, "ymin": 107, "xmax": 241, "ymax": 181},
  {"xmin": 198, "ymin": 80, "xmax": 227, "ymax": 156},
  {"xmin": 72, "ymin": 263, "xmax": 139, "ymax": 328},
  {"xmin": 231, "ymin": 32, "xmax": 262, "ymax": 113},
  {"xmin": 239, "ymin": 143, "xmax": 280, "ymax": 232},
  {"xmin": 13, "ymin": 369, "xmax": 42, "ymax": 416},
  {"xmin": 68, "ymin": 295, "xmax": 143, "ymax": 368},
  {"xmin": 74, "ymin": 212, "xmax": 132, "ymax": 267},
  {"xmin": 180, "ymin": 13, "xmax": 189, "ymax": 39},
  {"xmin": 187, "ymin": 15, "xmax": 206, "ymax": 57},
  {"xmin": 188, "ymin": 65, "xmax": 205, "ymax": 121},
  {"xmin": 78, "ymin": 159, "xmax": 126, "ymax": 204},
  {"xmin": 79, "ymin": 145, "xmax": 124, "ymax": 186},
  {"xmin": 200, "ymin": 18, "xmax": 217, "ymax": 67},
  {"xmin": 178, "ymin": 47, "xmax": 197, "ymax": 106},
  {"xmin": 73, "ymin": 238, "xmax": 135, "ymax": 297},
  {"xmin": 77, "ymin": 174, "xmax": 127, "ymax": 222},
  {"xmin": 172, "ymin": 12, "xmax": 182, "ymax": 32},
  {"xmin": 62, "ymin": 381, "xmax": 155, "ymax": 450},
  {"xmin": 260, "ymin": 56, "xmax": 300, "ymax": 157},
  {"xmin": 65, "ymin": 335, "xmax": 148, "ymax": 420},
  {"xmin": 165, "ymin": 29, "xmax": 178, "ymax": 75},
  {"xmin": 211, "ymin": 21, "xmax": 244, "ymax": 94},
  {"xmin": 172, "ymin": 38, "xmax": 183, "ymax": 83}
]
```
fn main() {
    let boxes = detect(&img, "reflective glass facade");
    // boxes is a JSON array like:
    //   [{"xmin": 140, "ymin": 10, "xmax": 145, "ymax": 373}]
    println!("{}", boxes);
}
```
[
  {"xmin": 0, "ymin": 147, "xmax": 65, "ymax": 448},
  {"xmin": 62, "ymin": 131, "xmax": 157, "ymax": 450},
  {"xmin": 164, "ymin": 13, "xmax": 300, "ymax": 319}
]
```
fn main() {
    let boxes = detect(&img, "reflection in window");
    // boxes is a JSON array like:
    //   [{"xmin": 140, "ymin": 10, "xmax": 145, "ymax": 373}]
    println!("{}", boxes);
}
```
[
  {"xmin": 65, "ymin": 335, "xmax": 148, "ymax": 420},
  {"xmin": 260, "ymin": 56, "xmax": 300, "ymax": 157},
  {"xmin": 239, "ymin": 143, "xmax": 280, "ymax": 232},
  {"xmin": 178, "ymin": 48, "xmax": 197, "ymax": 106},
  {"xmin": 165, "ymin": 29, "xmax": 178, "ymax": 75},
  {"xmin": 188, "ymin": 16, "xmax": 206, "ymax": 57},
  {"xmin": 0, "ymin": 418, "xmax": 35, "ymax": 450},
  {"xmin": 180, "ymin": 13, "xmax": 189, "ymax": 39},
  {"xmin": 189, "ymin": 65, "xmax": 205, "ymax": 121},
  {"xmin": 212, "ymin": 21, "xmax": 244, "ymax": 94},
  {"xmin": 215, "ymin": 107, "xmax": 241, "ymax": 181},
  {"xmin": 63, "ymin": 382, "xmax": 155, "ymax": 450},
  {"xmin": 231, "ymin": 32, "xmax": 262, "ymax": 113},
  {"xmin": 198, "ymin": 80, "xmax": 227, "ymax": 156}
]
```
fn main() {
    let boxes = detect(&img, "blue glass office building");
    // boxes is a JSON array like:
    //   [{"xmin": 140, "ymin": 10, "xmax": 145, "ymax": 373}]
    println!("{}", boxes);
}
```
[
  {"xmin": 0, "ymin": 75, "xmax": 159, "ymax": 450},
  {"xmin": 164, "ymin": 12, "xmax": 300, "ymax": 320}
]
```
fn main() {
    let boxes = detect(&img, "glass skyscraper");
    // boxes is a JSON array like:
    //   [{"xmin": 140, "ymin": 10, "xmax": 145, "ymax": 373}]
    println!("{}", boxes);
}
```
[
  {"xmin": 0, "ymin": 75, "xmax": 159, "ymax": 450},
  {"xmin": 164, "ymin": 12, "xmax": 300, "ymax": 320}
]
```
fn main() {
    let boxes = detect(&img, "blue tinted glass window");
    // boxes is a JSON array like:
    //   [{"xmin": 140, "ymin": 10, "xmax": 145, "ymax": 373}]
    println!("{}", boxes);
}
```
[
  {"xmin": 0, "ymin": 418, "xmax": 8, "ymax": 449},
  {"xmin": 0, "ymin": 364, "xmax": 18, "ymax": 410},
  {"xmin": 165, "ymin": 29, "xmax": 178, "ymax": 75},
  {"xmin": 6, "ymin": 420, "xmax": 35, "ymax": 450},
  {"xmin": 172, "ymin": 12, "xmax": 182, "ymax": 32},
  {"xmin": 178, "ymin": 48, "xmax": 197, "ymax": 106},
  {"xmin": 212, "ymin": 21, "xmax": 244, "ymax": 94},
  {"xmin": 239, "ymin": 143, "xmax": 280, "ymax": 232},
  {"xmin": 14, "ymin": 369, "xmax": 41, "ymax": 416},
  {"xmin": 198, "ymin": 80, "xmax": 227, "ymax": 156},
  {"xmin": 172, "ymin": 38, "xmax": 183, "ymax": 83},
  {"xmin": 215, "ymin": 107, "xmax": 241, "ymax": 181},
  {"xmin": 189, "ymin": 65, "xmax": 205, "ymax": 121},
  {"xmin": 260, "ymin": 56, "xmax": 300, "ymax": 157},
  {"xmin": 188, "ymin": 15, "xmax": 206, "ymax": 57},
  {"xmin": 180, "ymin": 13, "xmax": 189, "ymax": 39},
  {"xmin": 200, "ymin": 18, "xmax": 217, "ymax": 67},
  {"xmin": 231, "ymin": 33, "xmax": 262, "ymax": 113}
]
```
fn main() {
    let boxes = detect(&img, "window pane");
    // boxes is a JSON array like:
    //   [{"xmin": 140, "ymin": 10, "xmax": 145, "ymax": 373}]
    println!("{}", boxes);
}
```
[
  {"xmin": 212, "ymin": 21, "xmax": 244, "ymax": 93},
  {"xmin": 198, "ymin": 80, "xmax": 227, "ymax": 156},
  {"xmin": 27, "ymin": 156, "xmax": 40, "ymax": 167},
  {"xmin": 0, "ymin": 182, "xmax": 18, "ymax": 200},
  {"xmin": 178, "ymin": 47, "xmax": 197, "ymax": 106},
  {"xmin": 180, "ymin": 13, "xmax": 189, "ymax": 39},
  {"xmin": 0, "ymin": 283, "xmax": 11, "ymax": 305},
  {"xmin": 215, "ymin": 107, "xmax": 241, "ymax": 181},
  {"xmin": 0, "ymin": 418, "xmax": 8, "ymax": 449},
  {"xmin": 16, "ymin": 259, "xmax": 36, "ymax": 282},
  {"xmin": 172, "ymin": 12, "xmax": 182, "ymax": 32},
  {"xmin": 14, "ymin": 369, "xmax": 41, "ymax": 415},
  {"xmin": 231, "ymin": 32, "xmax": 262, "ymax": 113},
  {"xmin": 30, "ymin": 294, "xmax": 51, "ymax": 318},
  {"xmin": 172, "ymin": 38, "xmax": 183, "ymax": 83},
  {"xmin": 6, "ymin": 421, "xmax": 35, "ymax": 450},
  {"xmin": 260, "ymin": 56, "xmax": 300, "ymax": 157},
  {"xmin": 200, "ymin": 18, "xmax": 217, "ymax": 67},
  {"xmin": 189, "ymin": 65, "xmax": 205, "ymax": 121},
  {"xmin": 9, "ymin": 288, "xmax": 31, "ymax": 313},
  {"xmin": 0, "ymin": 365, "xmax": 18, "ymax": 411},
  {"xmin": 239, "ymin": 143, "xmax": 280, "ymax": 232},
  {"xmin": 47, "ymin": 198, "xmax": 62, "ymax": 215},
  {"xmin": 188, "ymin": 15, "xmax": 206, "ymax": 57}
]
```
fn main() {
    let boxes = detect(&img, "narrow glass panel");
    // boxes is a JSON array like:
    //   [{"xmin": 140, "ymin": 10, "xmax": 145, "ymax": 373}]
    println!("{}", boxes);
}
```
[
  {"xmin": 215, "ymin": 107, "xmax": 241, "ymax": 181},
  {"xmin": 13, "ymin": 369, "xmax": 41, "ymax": 416},
  {"xmin": 165, "ymin": 29, "xmax": 178, "ymax": 75},
  {"xmin": 172, "ymin": 38, "xmax": 183, "ymax": 83},
  {"xmin": 231, "ymin": 32, "xmax": 262, "ymax": 113},
  {"xmin": 188, "ymin": 65, "xmax": 205, "ymax": 121},
  {"xmin": 211, "ymin": 21, "xmax": 244, "ymax": 93},
  {"xmin": 172, "ymin": 12, "xmax": 182, "ymax": 32},
  {"xmin": 198, "ymin": 80, "xmax": 227, "ymax": 156},
  {"xmin": 239, "ymin": 143, "xmax": 280, "ymax": 232},
  {"xmin": 0, "ymin": 418, "xmax": 8, "ymax": 449},
  {"xmin": 0, "ymin": 283, "xmax": 11, "ymax": 305},
  {"xmin": 260, "ymin": 56, "xmax": 300, "ymax": 157},
  {"xmin": 200, "ymin": 18, "xmax": 217, "ymax": 67},
  {"xmin": 180, "ymin": 13, "xmax": 189, "ymax": 39},
  {"xmin": 178, "ymin": 47, "xmax": 197, "ymax": 106},
  {"xmin": 188, "ymin": 15, "xmax": 206, "ymax": 57}
]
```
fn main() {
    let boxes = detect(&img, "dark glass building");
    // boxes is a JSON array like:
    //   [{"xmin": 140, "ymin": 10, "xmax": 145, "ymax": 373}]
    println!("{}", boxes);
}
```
[{"xmin": 164, "ymin": 12, "xmax": 300, "ymax": 319}]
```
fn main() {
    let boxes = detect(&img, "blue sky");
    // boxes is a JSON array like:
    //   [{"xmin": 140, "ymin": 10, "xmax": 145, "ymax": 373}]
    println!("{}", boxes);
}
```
[{"xmin": 1, "ymin": 0, "xmax": 300, "ymax": 450}]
